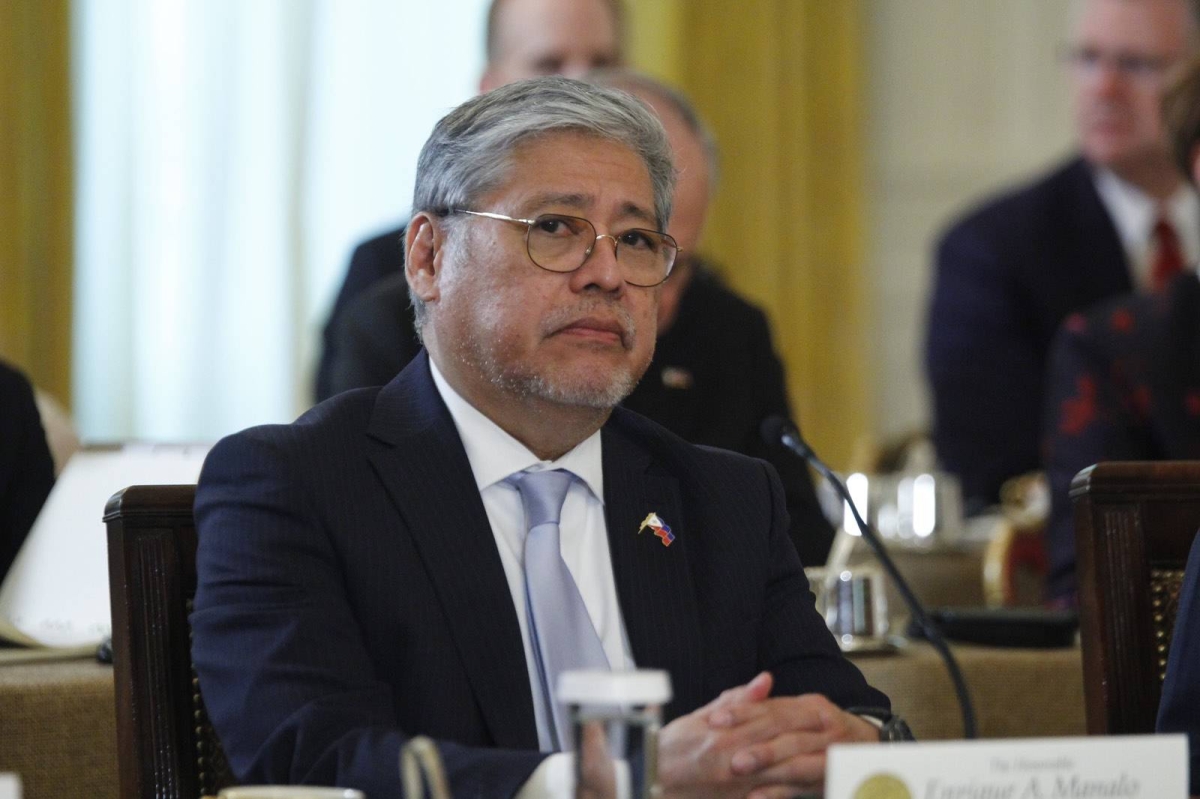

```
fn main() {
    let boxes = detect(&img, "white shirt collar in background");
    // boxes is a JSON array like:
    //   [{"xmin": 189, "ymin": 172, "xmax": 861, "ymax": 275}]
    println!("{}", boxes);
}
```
[{"xmin": 1093, "ymin": 167, "xmax": 1200, "ymax": 288}]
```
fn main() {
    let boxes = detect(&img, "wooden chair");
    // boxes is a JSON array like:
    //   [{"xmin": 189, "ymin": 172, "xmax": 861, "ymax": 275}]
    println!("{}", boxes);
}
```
[
  {"xmin": 1071, "ymin": 461, "xmax": 1200, "ymax": 735},
  {"xmin": 105, "ymin": 484, "xmax": 235, "ymax": 799}
]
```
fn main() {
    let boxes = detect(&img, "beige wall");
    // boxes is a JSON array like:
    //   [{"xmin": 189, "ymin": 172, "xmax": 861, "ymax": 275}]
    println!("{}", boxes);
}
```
[
  {"xmin": 629, "ymin": 1, "xmax": 871, "ymax": 468},
  {"xmin": 865, "ymin": 0, "xmax": 1076, "ymax": 443}
]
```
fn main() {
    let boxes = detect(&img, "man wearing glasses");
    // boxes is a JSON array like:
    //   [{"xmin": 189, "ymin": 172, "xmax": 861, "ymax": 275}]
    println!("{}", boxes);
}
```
[
  {"xmin": 925, "ymin": 0, "xmax": 1200, "ymax": 516},
  {"xmin": 192, "ymin": 77, "xmax": 893, "ymax": 799}
]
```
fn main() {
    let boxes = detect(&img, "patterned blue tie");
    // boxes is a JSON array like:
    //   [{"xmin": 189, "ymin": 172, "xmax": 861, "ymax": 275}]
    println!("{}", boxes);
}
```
[{"xmin": 510, "ymin": 468, "xmax": 610, "ymax": 751}]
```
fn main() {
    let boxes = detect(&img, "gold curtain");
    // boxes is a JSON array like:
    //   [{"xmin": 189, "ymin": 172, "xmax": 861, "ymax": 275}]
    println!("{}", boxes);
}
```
[
  {"xmin": 628, "ymin": 0, "xmax": 868, "ymax": 468},
  {"xmin": 0, "ymin": 0, "xmax": 74, "ymax": 405}
]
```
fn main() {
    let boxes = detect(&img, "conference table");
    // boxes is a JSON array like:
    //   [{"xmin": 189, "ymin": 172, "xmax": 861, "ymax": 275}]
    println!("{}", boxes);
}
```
[
  {"xmin": 0, "ymin": 640, "xmax": 1086, "ymax": 799},
  {"xmin": 0, "ymin": 656, "xmax": 118, "ymax": 799},
  {"xmin": 854, "ymin": 639, "xmax": 1086, "ymax": 740}
]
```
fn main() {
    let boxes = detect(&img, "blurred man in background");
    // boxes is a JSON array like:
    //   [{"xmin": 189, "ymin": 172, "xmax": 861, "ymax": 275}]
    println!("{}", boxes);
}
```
[
  {"xmin": 315, "ymin": 0, "xmax": 623, "ymax": 402},
  {"xmin": 926, "ymin": 0, "xmax": 1199, "ymax": 514},
  {"xmin": 325, "ymin": 70, "xmax": 837, "ymax": 565},
  {"xmin": 1042, "ymin": 53, "xmax": 1200, "ymax": 605}
]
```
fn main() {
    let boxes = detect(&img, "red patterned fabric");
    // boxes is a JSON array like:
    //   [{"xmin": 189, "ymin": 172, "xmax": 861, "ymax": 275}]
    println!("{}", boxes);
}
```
[
  {"xmin": 1059, "ymin": 376, "xmax": 1097, "ymax": 435},
  {"xmin": 1110, "ymin": 307, "xmax": 1135, "ymax": 333}
]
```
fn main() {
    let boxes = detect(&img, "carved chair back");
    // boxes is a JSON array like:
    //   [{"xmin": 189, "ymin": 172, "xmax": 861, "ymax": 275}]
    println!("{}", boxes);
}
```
[
  {"xmin": 105, "ymin": 484, "xmax": 234, "ymax": 799},
  {"xmin": 1071, "ymin": 461, "xmax": 1200, "ymax": 734}
]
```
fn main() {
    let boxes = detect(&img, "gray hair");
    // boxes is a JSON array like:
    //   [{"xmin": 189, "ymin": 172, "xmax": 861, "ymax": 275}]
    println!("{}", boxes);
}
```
[
  {"xmin": 585, "ymin": 68, "xmax": 721, "ymax": 190},
  {"xmin": 409, "ymin": 76, "xmax": 676, "ymax": 330}
]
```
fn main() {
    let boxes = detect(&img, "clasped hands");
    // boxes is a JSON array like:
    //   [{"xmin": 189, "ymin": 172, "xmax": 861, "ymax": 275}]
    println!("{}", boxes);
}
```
[
  {"xmin": 655, "ymin": 671, "xmax": 878, "ymax": 799},
  {"xmin": 577, "ymin": 672, "xmax": 878, "ymax": 799}
]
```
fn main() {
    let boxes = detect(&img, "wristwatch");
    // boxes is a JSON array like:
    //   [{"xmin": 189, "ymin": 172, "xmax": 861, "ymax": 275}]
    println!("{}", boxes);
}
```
[{"xmin": 845, "ymin": 707, "xmax": 915, "ymax": 742}]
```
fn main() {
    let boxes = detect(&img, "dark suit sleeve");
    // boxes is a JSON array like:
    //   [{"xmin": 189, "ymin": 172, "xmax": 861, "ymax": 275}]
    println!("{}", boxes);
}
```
[
  {"xmin": 191, "ymin": 432, "xmax": 545, "ymax": 799},
  {"xmin": 1041, "ymin": 313, "xmax": 1150, "ymax": 603},
  {"xmin": 316, "ymin": 230, "xmax": 406, "ymax": 402},
  {"xmin": 329, "ymin": 278, "xmax": 423, "ymax": 396},
  {"xmin": 926, "ymin": 224, "xmax": 1045, "ymax": 513},
  {"xmin": 0, "ymin": 364, "xmax": 55, "ymax": 583},
  {"xmin": 1158, "ymin": 531, "xmax": 1200, "ymax": 797},
  {"xmin": 756, "ymin": 460, "xmax": 890, "ymax": 709}
]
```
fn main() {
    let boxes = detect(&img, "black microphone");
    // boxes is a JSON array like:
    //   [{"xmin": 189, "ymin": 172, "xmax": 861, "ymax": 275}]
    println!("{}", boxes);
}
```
[{"xmin": 761, "ymin": 416, "xmax": 978, "ymax": 739}]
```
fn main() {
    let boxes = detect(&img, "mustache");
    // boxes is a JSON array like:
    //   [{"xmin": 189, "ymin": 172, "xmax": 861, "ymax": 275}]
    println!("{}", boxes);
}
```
[{"xmin": 539, "ymin": 299, "xmax": 638, "ymax": 348}]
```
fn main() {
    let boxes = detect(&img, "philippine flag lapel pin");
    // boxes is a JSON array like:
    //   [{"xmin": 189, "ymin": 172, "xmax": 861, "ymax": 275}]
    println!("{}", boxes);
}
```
[{"xmin": 637, "ymin": 512, "xmax": 675, "ymax": 547}]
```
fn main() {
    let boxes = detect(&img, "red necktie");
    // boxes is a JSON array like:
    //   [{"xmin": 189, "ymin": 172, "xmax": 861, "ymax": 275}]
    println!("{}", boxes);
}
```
[{"xmin": 1151, "ymin": 216, "xmax": 1185, "ymax": 291}]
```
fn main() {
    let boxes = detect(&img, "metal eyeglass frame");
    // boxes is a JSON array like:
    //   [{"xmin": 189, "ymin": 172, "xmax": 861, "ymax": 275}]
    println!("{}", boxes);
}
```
[{"xmin": 448, "ymin": 208, "xmax": 679, "ymax": 287}]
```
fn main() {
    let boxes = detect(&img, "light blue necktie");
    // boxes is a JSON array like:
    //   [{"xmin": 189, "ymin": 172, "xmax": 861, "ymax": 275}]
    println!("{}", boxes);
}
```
[{"xmin": 510, "ymin": 468, "xmax": 611, "ymax": 751}]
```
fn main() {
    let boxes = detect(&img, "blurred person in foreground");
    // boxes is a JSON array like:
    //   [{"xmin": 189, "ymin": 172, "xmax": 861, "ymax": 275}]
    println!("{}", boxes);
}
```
[
  {"xmin": 1158, "ymin": 529, "xmax": 1200, "ymax": 799},
  {"xmin": 1043, "ymin": 54, "xmax": 1200, "ymax": 605},
  {"xmin": 315, "ymin": 0, "xmax": 624, "ymax": 402},
  {"xmin": 926, "ymin": 0, "xmax": 1200, "ymax": 515},
  {"xmin": 326, "ymin": 69, "xmax": 836, "ymax": 566},
  {"xmin": 192, "ymin": 77, "xmax": 897, "ymax": 799},
  {"xmin": 0, "ymin": 360, "xmax": 55, "ymax": 584}
]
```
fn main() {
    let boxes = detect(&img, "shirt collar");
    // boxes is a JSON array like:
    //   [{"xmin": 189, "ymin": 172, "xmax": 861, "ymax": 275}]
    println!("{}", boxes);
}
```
[
  {"xmin": 429, "ymin": 358, "xmax": 605, "ymax": 502},
  {"xmin": 1094, "ymin": 167, "xmax": 1159, "ymax": 253},
  {"xmin": 1093, "ymin": 166, "xmax": 1200, "ymax": 268}
]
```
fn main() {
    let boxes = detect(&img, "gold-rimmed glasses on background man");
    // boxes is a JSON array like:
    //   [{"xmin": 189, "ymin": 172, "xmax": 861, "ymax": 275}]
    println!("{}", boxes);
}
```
[{"xmin": 449, "ymin": 209, "xmax": 679, "ymax": 287}]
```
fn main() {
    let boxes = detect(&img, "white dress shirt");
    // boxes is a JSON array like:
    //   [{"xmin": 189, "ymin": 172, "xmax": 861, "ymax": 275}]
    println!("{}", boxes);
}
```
[
  {"xmin": 1093, "ymin": 167, "xmax": 1200, "ymax": 288},
  {"xmin": 429, "ymin": 361, "xmax": 635, "ymax": 795}
]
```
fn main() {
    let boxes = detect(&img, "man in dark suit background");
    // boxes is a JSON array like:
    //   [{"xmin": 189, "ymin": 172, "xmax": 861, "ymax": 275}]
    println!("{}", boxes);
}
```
[
  {"xmin": 326, "ymin": 70, "xmax": 836, "ymax": 566},
  {"xmin": 925, "ymin": 0, "xmax": 1200, "ymax": 514},
  {"xmin": 315, "ymin": 0, "xmax": 624, "ymax": 402},
  {"xmin": 1042, "ymin": 53, "xmax": 1200, "ymax": 604},
  {"xmin": 193, "ymin": 78, "xmax": 893, "ymax": 799}
]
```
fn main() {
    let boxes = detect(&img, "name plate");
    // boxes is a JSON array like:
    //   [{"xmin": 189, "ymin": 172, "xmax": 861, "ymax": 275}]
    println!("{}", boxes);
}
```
[{"xmin": 827, "ymin": 735, "xmax": 1187, "ymax": 799}]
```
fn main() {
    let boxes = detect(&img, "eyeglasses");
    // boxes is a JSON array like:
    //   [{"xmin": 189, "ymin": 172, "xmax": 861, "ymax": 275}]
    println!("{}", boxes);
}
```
[
  {"xmin": 448, "ymin": 209, "xmax": 679, "ymax": 288},
  {"xmin": 1063, "ymin": 45, "xmax": 1176, "ymax": 83}
]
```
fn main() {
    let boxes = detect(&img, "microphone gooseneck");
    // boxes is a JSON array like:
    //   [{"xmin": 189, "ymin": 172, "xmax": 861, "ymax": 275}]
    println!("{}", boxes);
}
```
[{"xmin": 761, "ymin": 416, "xmax": 978, "ymax": 740}]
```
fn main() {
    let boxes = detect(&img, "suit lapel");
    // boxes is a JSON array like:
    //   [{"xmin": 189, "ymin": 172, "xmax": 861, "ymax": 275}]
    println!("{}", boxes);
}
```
[
  {"xmin": 365, "ymin": 354, "xmax": 538, "ymax": 749},
  {"xmin": 1068, "ymin": 158, "xmax": 1134, "ymax": 296},
  {"xmin": 601, "ymin": 420, "xmax": 705, "ymax": 719}
]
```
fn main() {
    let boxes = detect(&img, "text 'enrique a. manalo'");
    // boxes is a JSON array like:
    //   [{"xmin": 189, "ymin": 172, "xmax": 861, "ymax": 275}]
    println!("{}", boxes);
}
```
[{"xmin": 923, "ymin": 772, "xmax": 1141, "ymax": 799}]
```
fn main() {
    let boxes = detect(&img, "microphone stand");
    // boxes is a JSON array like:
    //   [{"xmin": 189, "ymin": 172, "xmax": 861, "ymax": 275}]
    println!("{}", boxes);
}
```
[{"xmin": 766, "ymin": 419, "xmax": 978, "ymax": 739}]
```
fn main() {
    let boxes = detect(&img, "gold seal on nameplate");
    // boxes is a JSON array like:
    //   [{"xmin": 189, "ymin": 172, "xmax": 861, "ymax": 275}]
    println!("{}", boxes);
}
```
[{"xmin": 853, "ymin": 773, "xmax": 912, "ymax": 799}]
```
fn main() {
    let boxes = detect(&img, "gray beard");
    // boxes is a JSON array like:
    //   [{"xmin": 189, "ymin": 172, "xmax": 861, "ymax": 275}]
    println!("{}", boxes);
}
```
[
  {"xmin": 502, "ymin": 363, "xmax": 639, "ymax": 409},
  {"xmin": 460, "ymin": 298, "xmax": 647, "ymax": 410},
  {"xmin": 457, "ymin": 343, "xmax": 643, "ymax": 410}
]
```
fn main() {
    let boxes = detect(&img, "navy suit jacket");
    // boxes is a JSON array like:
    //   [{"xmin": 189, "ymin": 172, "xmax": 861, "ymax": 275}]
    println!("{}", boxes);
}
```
[
  {"xmin": 1158, "ymin": 530, "xmax": 1200, "ymax": 796},
  {"xmin": 316, "ymin": 226, "xmax": 407, "ymax": 402},
  {"xmin": 926, "ymin": 157, "xmax": 1133, "ymax": 513},
  {"xmin": 1043, "ymin": 274, "xmax": 1200, "ymax": 601},
  {"xmin": 192, "ymin": 353, "xmax": 887, "ymax": 799}
]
